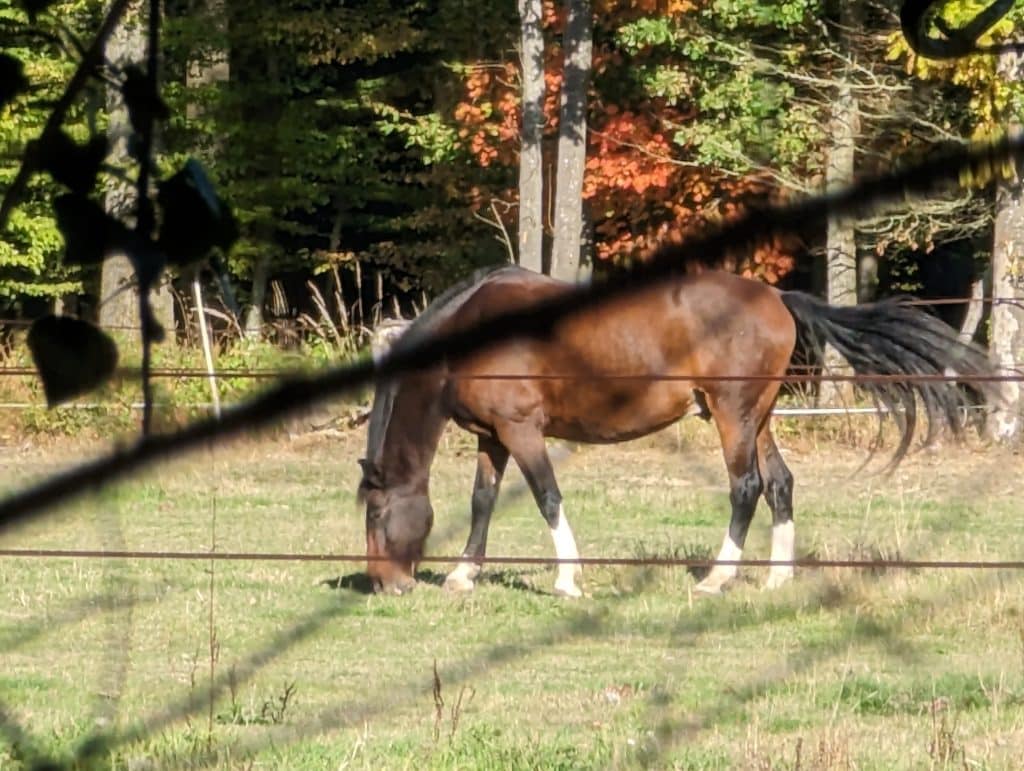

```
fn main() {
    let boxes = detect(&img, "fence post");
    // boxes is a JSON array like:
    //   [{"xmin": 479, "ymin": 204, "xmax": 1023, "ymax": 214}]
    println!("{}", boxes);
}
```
[{"xmin": 192, "ymin": 278, "xmax": 221, "ymax": 418}]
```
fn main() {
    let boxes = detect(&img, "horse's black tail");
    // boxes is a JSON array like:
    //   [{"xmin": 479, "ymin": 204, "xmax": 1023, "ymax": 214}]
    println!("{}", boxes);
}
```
[{"xmin": 779, "ymin": 290, "xmax": 993, "ymax": 467}]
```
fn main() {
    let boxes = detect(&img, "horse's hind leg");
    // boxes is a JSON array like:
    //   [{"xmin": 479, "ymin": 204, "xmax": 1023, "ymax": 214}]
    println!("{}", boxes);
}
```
[
  {"xmin": 444, "ymin": 436, "xmax": 509, "ymax": 593},
  {"xmin": 758, "ymin": 426, "xmax": 795, "ymax": 590},
  {"xmin": 696, "ymin": 404, "xmax": 764, "ymax": 595},
  {"xmin": 495, "ymin": 421, "xmax": 582, "ymax": 598}
]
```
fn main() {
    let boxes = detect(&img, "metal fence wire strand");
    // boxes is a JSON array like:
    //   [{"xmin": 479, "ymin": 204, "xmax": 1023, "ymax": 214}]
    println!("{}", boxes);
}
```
[
  {"xmin": 0, "ymin": 367, "xmax": 1023, "ymax": 382},
  {"xmin": 0, "ymin": 548, "xmax": 1022, "ymax": 572}
]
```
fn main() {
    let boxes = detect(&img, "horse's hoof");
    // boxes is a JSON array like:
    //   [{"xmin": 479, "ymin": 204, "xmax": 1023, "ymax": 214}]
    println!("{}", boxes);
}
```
[
  {"xmin": 693, "ymin": 580, "xmax": 725, "ymax": 596},
  {"xmin": 443, "ymin": 574, "xmax": 476, "ymax": 593},
  {"xmin": 762, "ymin": 572, "xmax": 793, "ymax": 591},
  {"xmin": 553, "ymin": 582, "xmax": 583, "ymax": 599}
]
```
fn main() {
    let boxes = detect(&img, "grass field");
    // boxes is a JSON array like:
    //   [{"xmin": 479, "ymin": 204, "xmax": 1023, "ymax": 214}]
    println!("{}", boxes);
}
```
[{"xmin": 0, "ymin": 419, "xmax": 1022, "ymax": 769}]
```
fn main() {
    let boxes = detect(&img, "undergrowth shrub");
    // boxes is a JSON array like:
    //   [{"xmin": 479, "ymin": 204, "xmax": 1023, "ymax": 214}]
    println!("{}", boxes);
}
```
[{"xmin": 0, "ymin": 328, "xmax": 369, "ymax": 437}]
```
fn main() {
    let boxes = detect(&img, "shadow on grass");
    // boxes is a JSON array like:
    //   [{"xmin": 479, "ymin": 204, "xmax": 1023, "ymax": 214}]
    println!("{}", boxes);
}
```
[
  {"xmin": 321, "ymin": 571, "xmax": 372, "ymax": 593},
  {"xmin": 630, "ymin": 567, "xmax": 1010, "ymax": 768},
  {"xmin": 26, "ymin": 521, "xmax": 1007, "ymax": 771},
  {"xmin": 324, "ymin": 567, "xmax": 551, "ymax": 597},
  {"xmin": 123, "ymin": 561, "xmax": 1005, "ymax": 771}
]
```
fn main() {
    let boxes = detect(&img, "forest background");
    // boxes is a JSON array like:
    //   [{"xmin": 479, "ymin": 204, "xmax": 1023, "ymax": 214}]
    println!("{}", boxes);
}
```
[{"xmin": 1, "ymin": 0, "xmax": 1023, "ymax": 435}]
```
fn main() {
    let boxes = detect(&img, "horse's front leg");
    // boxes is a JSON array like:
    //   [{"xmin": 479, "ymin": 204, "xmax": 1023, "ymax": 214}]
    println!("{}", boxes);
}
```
[
  {"xmin": 444, "ymin": 436, "xmax": 509, "ymax": 593},
  {"xmin": 496, "ymin": 421, "xmax": 583, "ymax": 598}
]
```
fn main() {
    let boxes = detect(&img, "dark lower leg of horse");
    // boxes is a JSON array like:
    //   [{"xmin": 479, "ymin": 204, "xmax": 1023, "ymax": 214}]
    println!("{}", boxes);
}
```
[
  {"xmin": 496, "ymin": 422, "xmax": 583, "ymax": 598},
  {"xmin": 444, "ymin": 438, "xmax": 509, "ymax": 593},
  {"xmin": 758, "ymin": 429, "xmax": 795, "ymax": 590},
  {"xmin": 696, "ymin": 429, "xmax": 763, "ymax": 596}
]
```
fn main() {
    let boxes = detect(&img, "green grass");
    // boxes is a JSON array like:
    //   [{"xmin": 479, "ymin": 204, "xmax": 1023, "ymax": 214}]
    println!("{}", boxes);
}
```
[{"xmin": 0, "ymin": 423, "xmax": 1023, "ymax": 769}]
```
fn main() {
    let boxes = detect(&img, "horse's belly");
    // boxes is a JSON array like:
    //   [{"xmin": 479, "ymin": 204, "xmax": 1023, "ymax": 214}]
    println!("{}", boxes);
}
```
[{"xmin": 543, "ymin": 385, "xmax": 700, "ymax": 443}]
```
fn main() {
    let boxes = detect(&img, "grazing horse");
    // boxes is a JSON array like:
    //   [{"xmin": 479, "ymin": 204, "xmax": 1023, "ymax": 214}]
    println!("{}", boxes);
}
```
[{"xmin": 357, "ymin": 265, "xmax": 990, "ymax": 596}]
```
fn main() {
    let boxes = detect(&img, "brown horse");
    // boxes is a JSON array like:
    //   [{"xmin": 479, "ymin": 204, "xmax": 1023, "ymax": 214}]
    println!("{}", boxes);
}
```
[{"xmin": 357, "ymin": 265, "xmax": 990, "ymax": 596}]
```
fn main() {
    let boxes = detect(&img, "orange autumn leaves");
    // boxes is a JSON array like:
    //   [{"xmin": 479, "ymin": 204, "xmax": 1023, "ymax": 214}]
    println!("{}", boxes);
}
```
[
  {"xmin": 453, "ymin": 2, "xmax": 796, "ymax": 284},
  {"xmin": 454, "ymin": 64, "xmax": 520, "ymax": 168}
]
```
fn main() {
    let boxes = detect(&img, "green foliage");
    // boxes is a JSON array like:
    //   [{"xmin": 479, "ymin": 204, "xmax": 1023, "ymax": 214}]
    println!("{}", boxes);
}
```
[
  {"xmin": 705, "ymin": 0, "xmax": 818, "ymax": 31},
  {"xmin": 161, "ymin": 0, "xmax": 510, "ymax": 299},
  {"xmin": 612, "ymin": 4, "xmax": 826, "ymax": 179},
  {"xmin": 0, "ymin": 0, "xmax": 104, "ymax": 306}
]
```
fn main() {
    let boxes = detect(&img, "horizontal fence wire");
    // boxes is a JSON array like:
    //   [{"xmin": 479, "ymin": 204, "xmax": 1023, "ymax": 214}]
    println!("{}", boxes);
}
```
[
  {"xmin": 0, "ymin": 295, "xmax": 1020, "ymax": 331},
  {"xmin": 0, "ymin": 402, "xmax": 984, "ymax": 417},
  {"xmin": 0, "ymin": 548, "xmax": 1021, "ymax": 571},
  {"xmin": 0, "ymin": 367, "xmax": 1023, "ymax": 382}
]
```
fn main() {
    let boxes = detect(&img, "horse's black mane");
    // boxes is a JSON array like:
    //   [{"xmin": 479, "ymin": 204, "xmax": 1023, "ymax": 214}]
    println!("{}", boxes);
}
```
[
  {"xmin": 360, "ymin": 263, "xmax": 527, "ymax": 485},
  {"xmin": 391, "ymin": 264, "xmax": 527, "ymax": 353}
]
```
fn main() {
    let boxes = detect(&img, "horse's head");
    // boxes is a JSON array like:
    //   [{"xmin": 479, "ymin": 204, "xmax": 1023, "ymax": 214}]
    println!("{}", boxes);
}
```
[{"xmin": 358, "ymin": 459, "xmax": 434, "ymax": 594}]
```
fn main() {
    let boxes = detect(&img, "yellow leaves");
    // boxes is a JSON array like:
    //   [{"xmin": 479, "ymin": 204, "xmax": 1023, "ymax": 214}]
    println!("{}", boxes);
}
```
[
  {"xmin": 886, "ymin": 30, "xmax": 911, "ymax": 63},
  {"xmin": 959, "ymin": 127, "xmax": 1019, "ymax": 187}
]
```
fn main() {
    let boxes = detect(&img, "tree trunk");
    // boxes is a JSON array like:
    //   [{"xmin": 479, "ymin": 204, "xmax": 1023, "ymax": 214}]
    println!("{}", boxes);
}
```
[
  {"xmin": 958, "ymin": 267, "xmax": 989, "ymax": 345},
  {"xmin": 244, "ymin": 253, "xmax": 270, "ymax": 337},
  {"xmin": 186, "ymin": 0, "xmax": 233, "ymax": 336},
  {"xmin": 820, "ymin": 12, "xmax": 860, "ymax": 406},
  {"xmin": 988, "ymin": 48, "xmax": 1024, "ymax": 441},
  {"xmin": 185, "ymin": 0, "xmax": 229, "ymax": 123},
  {"xmin": 517, "ymin": 0, "xmax": 545, "ymax": 274},
  {"xmin": 100, "ymin": 0, "xmax": 174, "ymax": 337},
  {"xmin": 857, "ymin": 252, "xmax": 878, "ymax": 303},
  {"xmin": 549, "ymin": 0, "xmax": 592, "ymax": 283}
]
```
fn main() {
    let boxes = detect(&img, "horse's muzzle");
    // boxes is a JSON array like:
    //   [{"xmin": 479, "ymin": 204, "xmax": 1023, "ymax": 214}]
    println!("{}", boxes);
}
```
[{"xmin": 366, "ymin": 527, "xmax": 418, "ymax": 595}]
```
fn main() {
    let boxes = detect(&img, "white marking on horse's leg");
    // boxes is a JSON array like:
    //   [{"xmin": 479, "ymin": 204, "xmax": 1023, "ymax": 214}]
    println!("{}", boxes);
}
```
[
  {"xmin": 695, "ymin": 533, "xmax": 742, "ymax": 595},
  {"xmin": 443, "ymin": 560, "xmax": 480, "ymax": 593},
  {"xmin": 550, "ymin": 505, "xmax": 583, "ymax": 598},
  {"xmin": 764, "ymin": 520, "xmax": 795, "ymax": 590}
]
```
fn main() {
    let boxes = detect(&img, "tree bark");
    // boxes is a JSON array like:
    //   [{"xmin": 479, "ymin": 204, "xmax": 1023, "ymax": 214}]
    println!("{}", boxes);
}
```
[
  {"xmin": 185, "ymin": 0, "xmax": 229, "ymax": 123},
  {"xmin": 100, "ymin": 0, "xmax": 174, "ymax": 337},
  {"xmin": 988, "ymin": 48, "xmax": 1024, "ymax": 441},
  {"xmin": 857, "ymin": 252, "xmax": 878, "ymax": 303},
  {"xmin": 517, "ymin": 0, "xmax": 545, "ymax": 274},
  {"xmin": 820, "ymin": 11, "xmax": 860, "ymax": 405},
  {"xmin": 549, "ymin": 0, "xmax": 592, "ymax": 283},
  {"xmin": 186, "ymin": 0, "xmax": 235, "ymax": 334},
  {"xmin": 958, "ymin": 267, "xmax": 989, "ymax": 345},
  {"xmin": 244, "ymin": 253, "xmax": 270, "ymax": 337}
]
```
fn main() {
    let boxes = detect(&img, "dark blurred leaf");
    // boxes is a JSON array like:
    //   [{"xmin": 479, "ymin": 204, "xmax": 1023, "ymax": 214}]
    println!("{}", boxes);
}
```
[
  {"xmin": 0, "ymin": 53, "xmax": 29, "ymax": 110},
  {"xmin": 140, "ymin": 301, "xmax": 165, "ymax": 343},
  {"xmin": 129, "ymin": 237, "xmax": 167, "ymax": 295},
  {"xmin": 900, "ymin": 0, "xmax": 1015, "ymax": 59},
  {"xmin": 27, "ymin": 316, "xmax": 118, "ymax": 407},
  {"xmin": 53, "ymin": 194, "xmax": 132, "ymax": 265},
  {"xmin": 18, "ymin": 0, "xmax": 58, "ymax": 23},
  {"xmin": 36, "ymin": 131, "xmax": 107, "ymax": 194},
  {"xmin": 122, "ymin": 65, "xmax": 169, "ymax": 136},
  {"xmin": 157, "ymin": 159, "xmax": 239, "ymax": 265}
]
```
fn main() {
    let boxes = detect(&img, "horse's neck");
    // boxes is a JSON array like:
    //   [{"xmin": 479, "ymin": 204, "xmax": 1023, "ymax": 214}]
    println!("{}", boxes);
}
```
[{"xmin": 382, "ymin": 374, "xmax": 448, "ymax": 491}]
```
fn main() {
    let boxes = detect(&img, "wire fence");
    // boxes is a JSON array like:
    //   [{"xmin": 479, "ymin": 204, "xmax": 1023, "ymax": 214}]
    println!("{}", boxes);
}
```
[
  {"xmin": 0, "ymin": 547, "xmax": 1021, "ymax": 572},
  {"xmin": 4, "ymin": 140, "xmax": 1024, "ymax": 769}
]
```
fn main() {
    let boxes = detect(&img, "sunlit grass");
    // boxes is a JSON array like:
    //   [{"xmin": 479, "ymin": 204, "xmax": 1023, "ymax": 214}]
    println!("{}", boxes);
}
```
[{"xmin": 0, "ymin": 424, "xmax": 1021, "ymax": 769}]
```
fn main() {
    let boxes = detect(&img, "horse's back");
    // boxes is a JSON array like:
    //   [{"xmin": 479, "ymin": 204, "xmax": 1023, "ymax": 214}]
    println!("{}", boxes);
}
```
[
  {"xmin": 438, "ymin": 267, "xmax": 795, "ymax": 375},
  {"xmin": 436, "ymin": 268, "xmax": 796, "ymax": 442}
]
